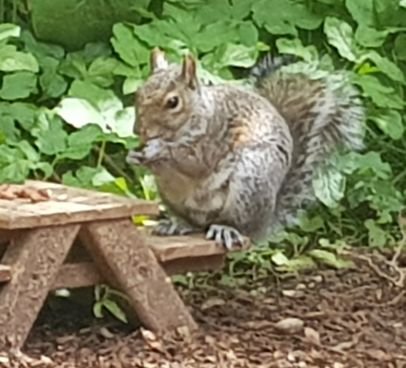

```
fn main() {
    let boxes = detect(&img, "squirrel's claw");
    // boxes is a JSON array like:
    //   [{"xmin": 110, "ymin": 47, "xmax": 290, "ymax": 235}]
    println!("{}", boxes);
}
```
[
  {"xmin": 206, "ymin": 224, "xmax": 244, "ymax": 251},
  {"xmin": 152, "ymin": 219, "xmax": 198, "ymax": 236},
  {"xmin": 126, "ymin": 150, "xmax": 145, "ymax": 165}
]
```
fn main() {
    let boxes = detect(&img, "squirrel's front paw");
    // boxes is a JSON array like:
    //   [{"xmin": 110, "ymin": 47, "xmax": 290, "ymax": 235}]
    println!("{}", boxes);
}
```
[
  {"xmin": 152, "ymin": 219, "xmax": 198, "ymax": 236},
  {"xmin": 206, "ymin": 224, "xmax": 245, "ymax": 250},
  {"xmin": 126, "ymin": 150, "xmax": 145, "ymax": 165}
]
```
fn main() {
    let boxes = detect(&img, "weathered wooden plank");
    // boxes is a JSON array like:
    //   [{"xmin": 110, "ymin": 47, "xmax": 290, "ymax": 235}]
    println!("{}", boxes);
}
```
[
  {"xmin": 0, "ymin": 265, "xmax": 11, "ymax": 283},
  {"xmin": 53, "ymin": 262, "xmax": 103, "ymax": 289},
  {"xmin": 53, "ymin": 253, "xmax": 226, "ymax": 290},
  {"xmin": 147, "ymin": 233, "xmax": 250, "ymax": 262},
  {"xmin": 0, "ymin": 224, "xmax": 80, "ymax": 350},
  {"xmin": 80, "ymin": 219, "xmax": 198, "ymax": 333},
  {"xmin": 0, "ymin": 181, "xmax": 159, "ymax": 229}
]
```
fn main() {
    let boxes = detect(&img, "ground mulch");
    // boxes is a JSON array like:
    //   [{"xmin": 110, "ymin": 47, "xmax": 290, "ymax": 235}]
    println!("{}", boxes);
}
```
[{"xmin": 1, "ymin": 248, "xmax": 406, "ymax": 368}]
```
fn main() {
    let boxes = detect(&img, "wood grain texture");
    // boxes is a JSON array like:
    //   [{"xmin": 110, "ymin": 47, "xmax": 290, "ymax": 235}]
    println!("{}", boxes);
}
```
[
  {"xmin": 0, "ymin": 180, "xmax": 159, "ymax": 229},
  {"xmin": 80, "ymin": 219, "xmax": 198, "ymax": 333},
  {"xmin": 147, "ymin": 233, "xmax": 250, "ymax": 262},
  {"xmin": 0, "ymin": 224, "xmax": 80, "ymax": 350},
  {"xmin": 52, "ymin": 253, "xmax": 226, "ymax": 290}
]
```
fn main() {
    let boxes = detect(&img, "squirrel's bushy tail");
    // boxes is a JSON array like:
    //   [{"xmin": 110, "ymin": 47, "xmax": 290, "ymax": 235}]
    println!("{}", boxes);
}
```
[{"xmin": 252, "ymin": 54, "xmax": 365, "ymax": 230}]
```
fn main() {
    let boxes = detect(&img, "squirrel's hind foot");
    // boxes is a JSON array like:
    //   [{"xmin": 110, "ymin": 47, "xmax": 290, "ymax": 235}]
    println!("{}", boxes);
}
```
[
  {"xmin": 206, "ymin": 224, "xmax": 245, "ymax": 251},
  {"xmin": 152, "ymin": 219, "xmax": 199, "ymax": 236}
]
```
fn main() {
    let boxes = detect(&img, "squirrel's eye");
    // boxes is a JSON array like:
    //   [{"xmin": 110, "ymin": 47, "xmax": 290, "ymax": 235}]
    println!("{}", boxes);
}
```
[{"xmin": 165, "ymin": 96, "xmax": 179, "ymax": 109}]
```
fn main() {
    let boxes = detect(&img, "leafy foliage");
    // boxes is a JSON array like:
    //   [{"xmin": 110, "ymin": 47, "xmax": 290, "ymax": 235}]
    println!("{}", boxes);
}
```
[{"xmin": 0, "ymin": 0, "xmax": 405, "ymax": 260}]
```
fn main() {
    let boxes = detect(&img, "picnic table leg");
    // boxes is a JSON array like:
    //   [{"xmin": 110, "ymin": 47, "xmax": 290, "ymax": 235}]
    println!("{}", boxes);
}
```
[
  {"xmin": 0, "ymin": 224, "xmax": 80, "ymax": 350},
  {"xmin": 80, "ymin": 219, "xmax": 198, "ymax": 333}
]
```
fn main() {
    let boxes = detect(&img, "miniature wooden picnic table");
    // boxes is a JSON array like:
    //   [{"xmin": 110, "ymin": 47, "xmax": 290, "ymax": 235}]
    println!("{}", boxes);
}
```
[{"xmin": 0, "ymin": 180, "xmax": 249, "ymax": 350}]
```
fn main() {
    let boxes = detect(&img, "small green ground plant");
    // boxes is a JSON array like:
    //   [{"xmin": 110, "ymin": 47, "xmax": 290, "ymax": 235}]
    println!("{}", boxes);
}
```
[{"xmin": 0, "ymin": 0, "xmax": 405, "ymax": 279}]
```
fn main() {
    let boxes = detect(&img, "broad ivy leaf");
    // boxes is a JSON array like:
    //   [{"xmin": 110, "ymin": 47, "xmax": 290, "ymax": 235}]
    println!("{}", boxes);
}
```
[
  {"xmin": 6, "ymin": 103, "xmax": 37, "ymax": 131},
  {"xmin": 194, "ymin": 21, "xmax": 239, "ymax": 53},
  {"xmin": 276, "ymin": 38, "xmax": 318, "ymax": 63},
  {"xmin": 35, "ymin": 117, "xmax": 68, "ymax": 155},
  {"xmin": 111, "ymin": 23, "xmax": 149, "ymax": 66},
  {"xmin": 324, "ymin": 17, "xmax": 359, "ymax": 62},
  {"xmin": 0, "ymin": 161, "xmax": 30, "ymax": 183},
  {"xmin": 55, "ymin": 97, "xmax": 103, "ymax": 129},
  {"xmin": 61, "ymin": 125, "xmax": 103, "ymax": 160},
  {"xmin": 0, "ymin": 45, "xmax": 39, "ymax": 73},
  {"xmin": 370, "ymin": 110, "xmax": 404, "ymax": 140},
  {"xmin": 313, "ymin": 165, "xmax": 346, "ymax": 208},
  {"xmin": 216, "ymin": 43, "xmax": 258, "ymax": 68},
  {"xmin": 107, "ymin": 107, "xmax": 135, "ymax": 138},
  {"xmin": 14, "ymin": 140, "xmax": 40, "ymax": 162},
  {"xmin": 352, "ymin": 75, "xmax": 404, "ymax": 109},
  {"xmin": 0, "ymin": 72, "xmax": 37, "ymax": 100},
  {"xmin": 39, "ymin": 56, "xmax": 68, "ymax": 98},
  {"xmin": 0, "ymin": 23, "xmax": 20, "ymax": 41},
  {"xmin": 87, "ymin": 57, "xmax": 119, "ymax": 87}
]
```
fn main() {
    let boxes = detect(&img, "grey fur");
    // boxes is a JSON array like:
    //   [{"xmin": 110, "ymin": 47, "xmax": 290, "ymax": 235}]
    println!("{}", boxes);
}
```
[{"xmin": 127, "ymin": 51, "xmax": 365, "ymax": 249}]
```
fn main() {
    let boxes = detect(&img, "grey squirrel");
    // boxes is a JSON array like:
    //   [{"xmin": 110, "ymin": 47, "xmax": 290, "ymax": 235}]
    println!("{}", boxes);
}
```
[{"xmin": 126, "ymin": 48, "xmax": 365, "ymax": 249}]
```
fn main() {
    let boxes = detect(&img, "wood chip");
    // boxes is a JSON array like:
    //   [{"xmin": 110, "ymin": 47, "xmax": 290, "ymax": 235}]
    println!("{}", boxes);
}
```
[{"xmin": 274, "ymin": 318, "xmax": 304, "ymax": 334}]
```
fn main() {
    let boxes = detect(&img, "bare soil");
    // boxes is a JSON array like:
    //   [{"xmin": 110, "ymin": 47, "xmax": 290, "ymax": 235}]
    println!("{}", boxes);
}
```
[{"xmin": 1, "ymin": 248, "xmax": 406, "ymax": 368}]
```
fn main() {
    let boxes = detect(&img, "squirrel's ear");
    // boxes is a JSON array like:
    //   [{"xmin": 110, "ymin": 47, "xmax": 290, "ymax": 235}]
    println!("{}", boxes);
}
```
[
  {"xmin": 181, "ymin": 54, "xmax": 198, "ymax": 89},
  {"xmin": 150, "ymin": 47, "xmax": 169, "ymax": 73}
]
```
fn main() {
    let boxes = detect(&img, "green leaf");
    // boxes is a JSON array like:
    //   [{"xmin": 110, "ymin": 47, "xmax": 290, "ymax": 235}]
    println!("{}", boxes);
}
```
[
  {"xmin": 361, "ymin": 51, "xmax": 405, "ymax": 83},
  {"xmin": 369, "ymin": 110, "xmax": 404, "ymax": 140},
  {"xmin": 0, "ymin": 23, "xmax": 20, "ymax": 41},
  {"xmin": 6, "ymin": 103, "xmax": 37, "ymax": 131},
  {"xmin": 21, "ymin": 30, "xmax": 65, "ymax": 60},
  {"xmin": 111, "ymin": 23, "xmax": 149, "ymax": 66},
  {"xmin": 299, "ymin": 215, "xmax": 325, "ymax": 232},
  {"xmin": 194, "ymin": 21, "xmax": 239, "ymax": 53},
  {"xmin": 93, "ymin": 302, "xmax": 104, "ymax": 318},
  {"xmin": 0, "ymin": 161, "xmax": 30, "ymax": 183},
  {"xmin": 39, "ymin": 56, "xmax": 68, "ymax": 98},
  {"xmin": 0, "ymin": 72, "xmax": 37, "ymax": 100},
  {"xmin": 394, "ymin": 34, "xmax": 406, "ymax": 61},
  {"xmin": 238, "ymin": 22, "xmax": 258, "ymax": 46},
  {"xmin": 345, "ymin": 0, "xmax": 374, "ymax": 26},
  {"xmin": 253, "ymin": 0, "xmax": 322, "ymax": 36},
  {"xmin": 323, "ymin": 17, "xmax": 359, "ymax": 62},
  {"xmin": 271, "ymin": 251, "xmax": 290, "ymax": 266},
  {"xmin": 364, "ymin": 219, "xmax": 387, "ymax": 247},
  {"xmin": 308, "ymin": 249, "xmax": 353, "ymax": 269},
  {"xmin": 0, "ymin": 45, "xmax": 39, "ymax": 73},
  {"xmin": 55, "ymin": 97, "xmax": 103, "ymax": 129},
  {"xmin": 87, "ymin": 57, "xmax": 119, "ymax": 87},
  {"xmin": 61, "ymin": 125, "xmax": 103, "ymax": 160},
  {"xmin": 216, "ymin": 43, "xmax": 259, "ymax": 68},
  {"xmin": 352, "ymin": 75, "xmax": 404, "ymax": 109},
  {"xmin": 101, "ymin": 299, "xmax": 128, "ymax": 323},
  {"xmin": 338, "ymin": 151, "xmax": 392, "ymax": 178},
  {"xmin": 355, "ymin": 25, "xmax": 388, "ymax": 48},
  {"xmin": 276, "ymin": 38, "xmax": 318, "ymax": 63},
  {"xmin": 35, "ymin": 117, "xmax": 67, "ymax": 155}
]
